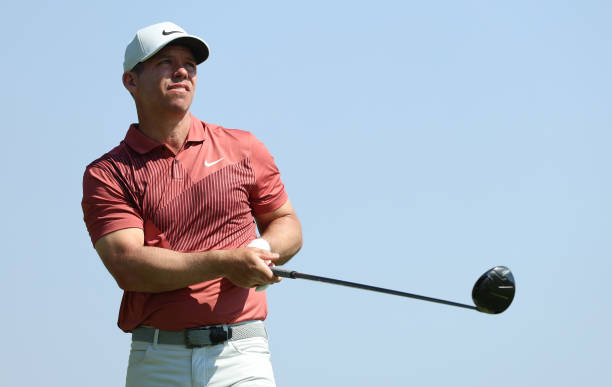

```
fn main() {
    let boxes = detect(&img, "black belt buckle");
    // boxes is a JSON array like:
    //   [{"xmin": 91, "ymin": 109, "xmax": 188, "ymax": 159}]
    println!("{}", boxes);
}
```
[
  {"xmin": 209, "ymin": 326, "xmax": 232, "ymax": 345},
  {"xmin": 185, "ymin": 326, "xmax": 232, "ymax": 348}
]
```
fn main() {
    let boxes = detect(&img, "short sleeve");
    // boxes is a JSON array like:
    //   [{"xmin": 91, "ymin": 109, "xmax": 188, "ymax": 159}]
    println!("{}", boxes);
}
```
[
  {"xmin": 82, "ymin": 164, "xmax": 143, "ymax": 246},
  {"xmin": 249, "ymin": 135, "xmax": 288, "ymax": 214}
]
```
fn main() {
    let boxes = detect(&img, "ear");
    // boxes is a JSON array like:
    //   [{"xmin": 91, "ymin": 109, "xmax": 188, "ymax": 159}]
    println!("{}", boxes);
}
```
[{"xmin": 122, "ymin": 72, "xmax": 138, "ymax": 96}]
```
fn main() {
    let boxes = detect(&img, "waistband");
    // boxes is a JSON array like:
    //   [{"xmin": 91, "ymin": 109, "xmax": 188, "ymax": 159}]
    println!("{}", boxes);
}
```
[{"xmin": 132, "ymin": 320, "xmax": 267, "ymax": 348}]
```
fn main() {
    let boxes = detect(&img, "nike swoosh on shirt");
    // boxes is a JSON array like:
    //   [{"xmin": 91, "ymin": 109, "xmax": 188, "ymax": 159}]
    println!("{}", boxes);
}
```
[{"xmin": 204, "ymin": 158, "xmax": 224, "ymax": 167}]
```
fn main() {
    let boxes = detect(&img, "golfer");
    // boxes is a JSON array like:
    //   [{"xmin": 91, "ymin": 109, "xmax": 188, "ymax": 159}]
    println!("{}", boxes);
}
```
[{"xmin": 81, "ymin": 22, "xmax": 302, "ymax": 387}]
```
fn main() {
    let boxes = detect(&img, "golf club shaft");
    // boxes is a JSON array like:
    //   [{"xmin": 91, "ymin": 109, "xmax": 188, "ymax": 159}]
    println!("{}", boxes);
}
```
[{"xmin": 271, "ymin": 267, "xmax": 477, "ymax": 311}]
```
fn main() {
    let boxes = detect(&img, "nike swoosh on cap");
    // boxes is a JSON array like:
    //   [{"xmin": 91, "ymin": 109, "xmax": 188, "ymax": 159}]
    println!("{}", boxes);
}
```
[{"xmin": 162, "ymin": 30, "xmax": 182, "ymax": 35}]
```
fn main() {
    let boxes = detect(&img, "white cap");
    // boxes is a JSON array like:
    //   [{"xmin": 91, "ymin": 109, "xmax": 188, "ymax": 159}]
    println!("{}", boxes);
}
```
[{"xmin": 123, "ymin": 22, "xmax": 210, "ymax": 72}]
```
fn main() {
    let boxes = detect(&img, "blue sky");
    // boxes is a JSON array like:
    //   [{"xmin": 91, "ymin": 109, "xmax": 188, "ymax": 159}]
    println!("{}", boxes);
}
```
[{"xmin": 2, "ymin": 1, "xmax": 611, "ymax": 386}]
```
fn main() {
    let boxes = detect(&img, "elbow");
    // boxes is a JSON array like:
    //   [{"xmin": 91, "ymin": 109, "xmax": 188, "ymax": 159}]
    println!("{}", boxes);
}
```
[
  {"xmin": 109, "ymin": 262, "xmax": 156, "ymax": 292},
  {"xmin": 288, "ymin": 223, "xmax": 304, "ymax": 256},
  {"xmin": 288, "ymin": 215, "xmax": 304, "ymax": 256},
  {"xmin": 113, "ymin": 271, "xmax": 156, "ymax": 293},
  {"xmin": 105, "ymin": 261, "xmax": 138, "ymax": 291},
  {"xmin": 94, "ymin": 229, "xmax": 154, "ymax": 291},
  {"xmin": 294, "ymin": 233, "xmax": 304, "ymax": 255},
  {"xmin": 100, "ymin": 251, "xmax": 147, "ymax": 292},
  {"xmin": 107, "ymin": 259, "xmax": 171, "ymax": 293},
  {"xmin": 111, "ymin": 268, "xmax": 134, "ymax": 291}
]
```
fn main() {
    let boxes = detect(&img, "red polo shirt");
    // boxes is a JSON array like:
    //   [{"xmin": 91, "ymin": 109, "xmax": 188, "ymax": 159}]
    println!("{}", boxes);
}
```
[{"xmin": 82, "ymin": 115, "xmax": 288, "ymax": 332}]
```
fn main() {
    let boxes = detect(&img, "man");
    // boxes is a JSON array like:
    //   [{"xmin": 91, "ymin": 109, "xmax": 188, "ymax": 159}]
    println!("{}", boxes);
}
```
[{"xmin": 82, "ymin": 21, "xmax": 302, "ymax": 387}]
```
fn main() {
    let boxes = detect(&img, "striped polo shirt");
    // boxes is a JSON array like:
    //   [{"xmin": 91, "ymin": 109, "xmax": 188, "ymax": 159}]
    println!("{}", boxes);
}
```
[{"xmin": 82, "ymin": 114, "xmax": 288, "ymax": 332}]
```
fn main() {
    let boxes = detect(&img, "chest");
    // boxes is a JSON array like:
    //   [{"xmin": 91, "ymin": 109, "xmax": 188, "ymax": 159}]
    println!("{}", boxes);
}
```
[{"xmin": 139, "ymin": 155, "xmax": 254, "ymax": 214}]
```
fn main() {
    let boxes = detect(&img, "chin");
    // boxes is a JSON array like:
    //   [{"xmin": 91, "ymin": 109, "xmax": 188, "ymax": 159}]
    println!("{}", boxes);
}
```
[{"xmin": 164, "ymin": 100, "xmax": 192, "ymax": 114}]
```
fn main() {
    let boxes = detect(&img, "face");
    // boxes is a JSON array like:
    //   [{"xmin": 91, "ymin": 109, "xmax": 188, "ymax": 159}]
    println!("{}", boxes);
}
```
[{"xmin": 123, "ymin": 45, "xmax": 198, "ymax": 116}]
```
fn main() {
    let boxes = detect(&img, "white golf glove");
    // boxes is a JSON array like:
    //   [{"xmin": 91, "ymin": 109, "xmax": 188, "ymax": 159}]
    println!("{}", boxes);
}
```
[{"xmin": 247, "ymin": 238, "xmax": 273, "ymax": 292}]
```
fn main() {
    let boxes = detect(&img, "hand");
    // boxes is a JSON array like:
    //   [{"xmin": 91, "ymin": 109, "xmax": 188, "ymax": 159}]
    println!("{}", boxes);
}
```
[{"xmin": 221, "ymin": 248, "xmax": 282, "ymax": 288}]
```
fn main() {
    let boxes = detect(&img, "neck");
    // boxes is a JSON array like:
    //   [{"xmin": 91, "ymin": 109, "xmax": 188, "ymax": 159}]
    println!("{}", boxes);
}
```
[{"xmin": 136, "ymin": 110, "xmax": 192, "ymax": 154}]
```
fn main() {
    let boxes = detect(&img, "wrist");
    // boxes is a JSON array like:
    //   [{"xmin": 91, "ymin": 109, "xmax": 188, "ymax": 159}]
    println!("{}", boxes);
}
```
[{"xmin": 201, "ymin": 249, "xmax": 231, "ymax": 278}]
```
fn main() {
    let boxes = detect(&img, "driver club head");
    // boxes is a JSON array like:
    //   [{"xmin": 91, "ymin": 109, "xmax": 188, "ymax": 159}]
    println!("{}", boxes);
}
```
[{"xmin": 472, "ymin": 266, "xmax": 515, "ymax": 314}]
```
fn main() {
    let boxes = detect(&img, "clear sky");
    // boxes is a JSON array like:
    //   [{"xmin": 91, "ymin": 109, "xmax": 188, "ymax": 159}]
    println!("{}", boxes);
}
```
[{"xmin": 2, "ymin": 1, "xmax": 611, "ymax": 386}]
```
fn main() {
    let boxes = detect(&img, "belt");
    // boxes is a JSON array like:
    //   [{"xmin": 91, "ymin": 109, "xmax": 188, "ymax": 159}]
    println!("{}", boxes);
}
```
[{"xmin": 132, "ymin": 321, "xmax": 267, "ymax": 348}]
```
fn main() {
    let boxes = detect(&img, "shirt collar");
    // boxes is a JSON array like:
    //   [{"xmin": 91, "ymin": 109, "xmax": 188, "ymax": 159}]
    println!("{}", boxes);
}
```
[
  {"xmin": 185, "ymin": 114, "xmax": 205, "ymax": 144},
  {"xmin": 124, "ymin": 114, "xmax": 206, "ymax": 155}
]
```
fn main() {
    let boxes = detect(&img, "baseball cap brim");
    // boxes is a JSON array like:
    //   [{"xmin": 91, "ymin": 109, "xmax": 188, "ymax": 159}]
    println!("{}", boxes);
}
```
[{"xmin": 138, "ymin": 35, "xmax": 210, "ymax": 68}]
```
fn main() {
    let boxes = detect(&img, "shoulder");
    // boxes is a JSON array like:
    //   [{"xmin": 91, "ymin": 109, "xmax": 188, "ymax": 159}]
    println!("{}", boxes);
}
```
[
  {"xmin": 204, "ymin": 122, "xmax": 257, "ymax": 143},
  {"xmin": 83, "ymin": 142, "xmax": 133, "ymax": 181},
  {"xmin": 202, "ymin": 121, "xmax": 263, "ymax": 157}
]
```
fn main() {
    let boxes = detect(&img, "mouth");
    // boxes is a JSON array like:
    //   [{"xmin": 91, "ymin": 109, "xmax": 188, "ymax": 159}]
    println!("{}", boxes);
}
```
[{"xmin": 167, "ymin": 83, "xmax": 191, "ymax": 92}]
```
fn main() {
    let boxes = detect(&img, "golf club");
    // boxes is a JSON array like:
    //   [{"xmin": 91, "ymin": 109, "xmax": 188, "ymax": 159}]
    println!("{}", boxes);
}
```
[{"xmin": 271, "ymin": 266, "xmax": 515, "ymax": 314}]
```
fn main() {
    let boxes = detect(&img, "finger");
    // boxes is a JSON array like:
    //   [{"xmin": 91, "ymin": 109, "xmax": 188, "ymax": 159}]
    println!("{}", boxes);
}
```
[
  {"xmin": 255, "ymin": 276, "xmax": 282, "ymax": 292},
  {"xmin": 246, "ymin": 247, "xmax": 280, "ymax": 261},
  {"xmin": 263, "ymin": 265, "xmax": 282, "ymax": 283},
  {"xmin": 254, "ymin": 276, "xmax": 280, "ymax": 288},
  {"xmin": 248, "ymin": 262, "xmax": 279, "ymax": 286},
  {"xmin": 257, "ymin": 250, "xmax": 279, "ymax": 260}
]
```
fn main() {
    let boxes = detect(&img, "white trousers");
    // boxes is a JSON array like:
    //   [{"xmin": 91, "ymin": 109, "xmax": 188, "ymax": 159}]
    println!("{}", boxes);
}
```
[{"xmin": 125, "ymin": 334, "xmax": 276, "ymax": 387}]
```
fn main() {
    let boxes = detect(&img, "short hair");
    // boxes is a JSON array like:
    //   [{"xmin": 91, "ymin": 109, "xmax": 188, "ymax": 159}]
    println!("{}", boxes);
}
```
[{"xmin": 130, "ymin": 62, "xmax": 144, "ymax": 74}]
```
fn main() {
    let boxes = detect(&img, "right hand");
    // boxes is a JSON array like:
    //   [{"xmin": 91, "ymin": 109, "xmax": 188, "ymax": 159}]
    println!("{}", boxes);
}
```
[{"xmin": 221, "ymin": 248, "xmax": 281, "ymax": 288}]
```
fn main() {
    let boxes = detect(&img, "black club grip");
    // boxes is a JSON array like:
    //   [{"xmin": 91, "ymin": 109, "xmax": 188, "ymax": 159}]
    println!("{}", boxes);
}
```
[{"xmin": 271, "ymin": 267, "xmax": 297, "ymax": 278}]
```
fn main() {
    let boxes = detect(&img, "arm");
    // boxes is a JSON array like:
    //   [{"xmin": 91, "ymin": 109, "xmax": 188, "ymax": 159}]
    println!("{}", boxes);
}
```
[
  {"xmin": 94, "ymin": 228, "xmax": 281, "ymax": 293},
  {"xmin": 254, "ymin": 199, "xmax": 303, "ymax": 266}
]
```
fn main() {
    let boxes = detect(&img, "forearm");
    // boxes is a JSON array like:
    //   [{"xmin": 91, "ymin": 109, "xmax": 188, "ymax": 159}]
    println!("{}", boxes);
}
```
[
  {"xmin": 259, "ymin": 213, "xmax": 303, "ymax": 265},
  {"xmin": 95, "ymin": 228, "xmax": 281, "ymax": 293},
  {"xmin": 105, "ymin": 244, "xmax": 226, "ymax": 293}
]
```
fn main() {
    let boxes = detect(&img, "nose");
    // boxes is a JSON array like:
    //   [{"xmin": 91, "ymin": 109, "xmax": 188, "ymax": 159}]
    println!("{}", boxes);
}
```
[{"xmin": 173, "ymin": 65, "xmax": 189, "ymax": 79}]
